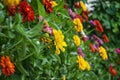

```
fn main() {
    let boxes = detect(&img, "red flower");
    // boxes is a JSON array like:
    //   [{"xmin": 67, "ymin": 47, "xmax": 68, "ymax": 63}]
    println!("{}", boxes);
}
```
[
  {"xmin": 0, "ymin": 56, "xmax": 15, "ymax": 76},
  {"xmin": 109, "ymin": 65, "xmax": 117, "ymax": 77},
  {"xmin": 74, "ymin": 2, "xmax": 80, "ymax": 8},
  {"xmin": 7, "ymin": 5, "xmax": 16, "ymax": 16},
  {"xmin": 102, "ymin": 34, "xmax": 109, "ymax": 43},
  {"xmin": 94, "ymin": 20, "xmax": 104, "ymax": 33},
  {"xmin": 42, "ymin": 0, "xmax": 53, "ymax": 13},
  {"xmin": 18, "ymin": 0, "xmax": 34, "ymax": 22},
  {"xmin": 64, "ymin": 4, "xmax": 68, "ymax": 9}
]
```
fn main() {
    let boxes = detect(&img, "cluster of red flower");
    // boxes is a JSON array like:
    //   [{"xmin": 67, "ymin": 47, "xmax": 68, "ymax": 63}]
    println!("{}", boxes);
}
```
[
  {"xmin": 6, "ymin": 0, "xmax": 35, "ymax": 22},
  {"xmin": 18, "ymin": 0, "xmax": 34, "ymax": 22},
  {"xmin": 42, "ymin": 0, "xmax": 53, "ymax": 13}
]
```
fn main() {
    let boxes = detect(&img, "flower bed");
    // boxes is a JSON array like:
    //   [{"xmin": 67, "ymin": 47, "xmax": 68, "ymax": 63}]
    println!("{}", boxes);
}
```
[{"xmin": 0, "ymin": 0, "xmax": 119, "ymax": 79}]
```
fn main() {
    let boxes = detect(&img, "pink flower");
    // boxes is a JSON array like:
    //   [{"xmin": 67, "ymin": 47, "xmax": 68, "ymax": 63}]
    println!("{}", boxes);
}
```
[
  {"xmin": 115, "ymin": 48, "xmax": 120, "ymax": 54},
  {"xmin": 43, "ymin": 23, "xmax": 53, "ymax": 35},
  {"xmin": 39, "ymin": 16, "xmax": 43, "ymax": 22},
  {"xmin": 92, "ymin": 34, "xmax": 103, "ymax": 45},
  {"xmin": 68, "ymin": 9, "xmax": 76, "ymax": 19},
  {"xmin": 89, "ymin": 20, "xmax": 95, "ymax": 26},
  {"xmin": 77, "ymin": 47, "xmax": 85, "ymax": 58}
]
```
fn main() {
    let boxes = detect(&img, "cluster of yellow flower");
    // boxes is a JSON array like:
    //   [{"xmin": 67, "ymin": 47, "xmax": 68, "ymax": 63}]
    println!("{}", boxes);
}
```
[
  {"xmin": 99, "ymin": 46, "xmax": 108, "ymax": 60},
  {"xmin": 77, "ymin": 55, "xmax": 90, "ymax": 71},
  {"xmin": 3, "ymin": 0, "xmax": 20, "ymax": 6},
  {"xmin": 50, "ymin": 1, "xmax": 58, "ymax": 7},
  {"xmin": 80, "ymin": 1, "xmax": 87, "ymax": 12},
  {"xmin": 40, "ymin": 36, "xmax": 52, "ymax": 48},
  {"xmin": 40, "ymin": 37, "xmax": 52, "ymax": 44},
  {"xmin": 53, "ymin": 29, "xmax": 67, "ymax": 55},
  {"xmin": 73, "ymin": 18, "xmax": 83, "ymax": 32},
  {"xmin": 73, "ymin": 35, "xmax": 81, "ymax": 47}
]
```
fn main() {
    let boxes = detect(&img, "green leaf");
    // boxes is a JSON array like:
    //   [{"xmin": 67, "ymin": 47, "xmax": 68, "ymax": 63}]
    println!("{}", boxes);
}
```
[
  {"xmin": 41, "ymin": 58, "xmax": 48, "ymax": 65},
  {"xmin": 54, "ymin": 0, "xmax": 64, "ymax": 11},
  {"xmin": 16, "ymin": 63, "xmax": 29, "ymax": 76},
  {"xmin": 7, "ymin": 31, "xmax": 15, "ymax": 38},
  {"xmin": 112, "ymin": 23, "xmax": 119, "ymax": 33},
  {"xmin": 102, "ymin": 20, "xmax": 110, "ymax": 29},
  {"xmin": 37, "ymin": 0, "xmax": 46, "ymax": 17},
  {"xmin": 0, "ymin": 32, "xmax": 7, "ymax": 37},
  {"xmin": 29, "ymin": 39, "xmax": 41, "ymax": 54},
  {"xmin": 14, "ymin": 24, "xmax": 27, "ymax": 36},
  {"xmin": 77, "ymin": 8, "xmax": 82, "ymax": 14},
  {"xmin": 15, "ymin": 13, "xmax": 22, "ymax": 24},
  {"xmin": 0, "ymin": 2, "xmax": 4, "ymax": 10},
  {"xmin": 20, "ymin": 74, "xmax": 26, "ymax": 80},
  {"xmin": 20, "ymin": 52, "xmax": 34, "ymax": 61},
  {"xmin": 27, "ymin": 22, "xmax": 43, "ymax": 38},
  {"xmin": 0, "ymin": 11, "xmax": 5, "ymax": 23},
  {"xmin": 50, "ymin": 54, "xmax": 61, "ymax": 64}
]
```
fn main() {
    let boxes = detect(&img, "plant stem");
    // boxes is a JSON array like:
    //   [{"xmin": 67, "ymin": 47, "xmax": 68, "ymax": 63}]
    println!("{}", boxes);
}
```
[
  {"xmin": 7, "ymin": 37, "xmax": 23, "ymax": 50},
  {"xmin": 86, "ymin": 28, "xmax": 95, "ymax": 35},
  {"xmin": 64, "ymin": 26, "xmax": 73, "ymax": 34}
]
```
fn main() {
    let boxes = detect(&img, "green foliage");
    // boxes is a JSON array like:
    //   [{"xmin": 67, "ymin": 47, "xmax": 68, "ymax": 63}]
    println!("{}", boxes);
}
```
[{"xmin": 90, "ymin": 0, "xmax": 120, "ymax": 47}]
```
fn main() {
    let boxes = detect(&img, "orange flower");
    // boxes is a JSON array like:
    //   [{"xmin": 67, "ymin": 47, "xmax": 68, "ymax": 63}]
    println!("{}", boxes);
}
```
[
  {"xmin": 0, "ymin": 56, "xmax": 15, "ymax": 76},
  {"xmin": 102, "ymin": 34, "xmax": 109, "ymax": 43},
  {"xmin": 94, "ymin": 20, "xmax": 104, "ymax": 33},
  {"xmin": 89, "ymin": 43, "xmax": 95, "ymax": 53},
  {"xmin": 82, "ymin": 11, "xmax": 89, "ymax": 22}
]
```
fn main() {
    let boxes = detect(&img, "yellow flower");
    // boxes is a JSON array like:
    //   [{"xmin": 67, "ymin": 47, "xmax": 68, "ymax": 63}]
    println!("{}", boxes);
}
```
[
  {"xmin": 73, "ymin": 18, "xmax": 83, "ymax": 32},
  {"xmin": 73, "ymin": 35, "xmax": 80, "ymax": 47},
  {"xmin": 3, "ymin": 0, "xmax": 20, "ymax": 7},
  {"xmin": 76, "ymin": 55, "xmax": 90, "ymax": 71},
  {"xmin": 99, "ymin": 46, "xmax": 108, "ymax": 60},
  {"xmin": 40, "ymin": 37, "xmax": 52, "ymax": 43},
  {"xmin": 50, "ymin": 1, "xmax": 58, "ymax": 7},
  {"xmin": 40, "ymin": 37, "xmax": 52, "ymax": 49},
  {"xmin": 80, "ymin": 1, "xmax": 87, "ymax": 12},
  {"xmin": 53, "ymin": 29, "xmax": 67, "ymax": 54},
  {"xmin": 62, "ymin": 75, "xmax": 66, "ymax": 80}
]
